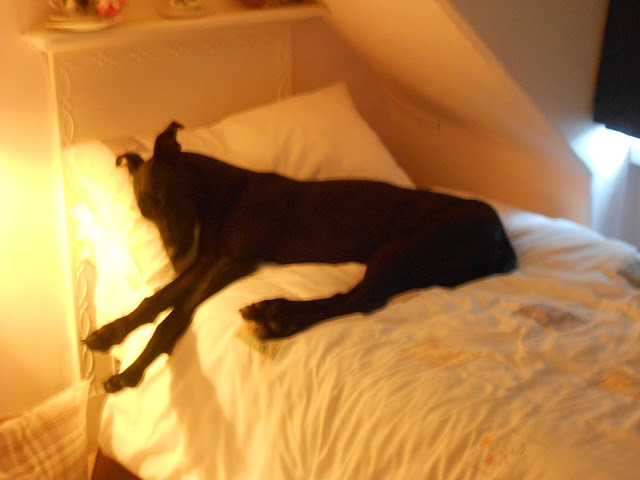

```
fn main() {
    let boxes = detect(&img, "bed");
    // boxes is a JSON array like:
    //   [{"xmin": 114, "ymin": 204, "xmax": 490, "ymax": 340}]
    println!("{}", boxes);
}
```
[{"xmin": 55, "ymin": 81, "xmax": 640, "ymax": 480}]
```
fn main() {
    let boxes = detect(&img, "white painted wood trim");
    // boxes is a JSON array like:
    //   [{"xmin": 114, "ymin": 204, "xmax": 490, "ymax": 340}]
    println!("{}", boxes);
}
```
[{"xmin": 23, "ymin": 1, "xmax": 327, "ymax": 54}]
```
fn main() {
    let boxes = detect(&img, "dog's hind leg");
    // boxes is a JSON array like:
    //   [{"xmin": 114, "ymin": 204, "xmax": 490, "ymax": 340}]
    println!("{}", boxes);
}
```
[
  {"xmin": 240, "ymin": 237, "xmax": 420, "ymax": 340},
  {"xmin": 242, "ymin": 200, "xmax": 514, "ymax": 340}
]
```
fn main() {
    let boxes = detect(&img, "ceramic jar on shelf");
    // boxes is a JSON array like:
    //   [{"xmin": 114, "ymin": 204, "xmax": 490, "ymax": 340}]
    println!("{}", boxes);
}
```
[{"xmin": 48, "ymin": 0, "xmax": 126, "ymax": 18}]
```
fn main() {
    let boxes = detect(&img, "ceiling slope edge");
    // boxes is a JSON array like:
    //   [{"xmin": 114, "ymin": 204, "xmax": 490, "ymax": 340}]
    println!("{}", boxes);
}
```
[{"xmin": 320, "ymin": 0, "xmax": 590, "ymax": 196}]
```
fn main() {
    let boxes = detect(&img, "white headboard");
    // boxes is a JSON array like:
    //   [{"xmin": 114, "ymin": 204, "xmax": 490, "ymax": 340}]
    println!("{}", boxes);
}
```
[{"xmin": 49, "ymin": 23, "xmax": 293, "ymax": 146}]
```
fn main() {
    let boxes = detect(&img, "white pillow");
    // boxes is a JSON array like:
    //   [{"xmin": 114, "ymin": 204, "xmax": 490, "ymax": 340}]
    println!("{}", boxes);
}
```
[
  {"xmin": 180, "ymin": 82, "xmax": 414, "ymax": 186},
  {"xmin": 0, "ymin": 380, "xmax": 89, "ymax": 480},
  {"xmin": 63, "ymin": 82, "xmax": 413, "ymax": 304}
]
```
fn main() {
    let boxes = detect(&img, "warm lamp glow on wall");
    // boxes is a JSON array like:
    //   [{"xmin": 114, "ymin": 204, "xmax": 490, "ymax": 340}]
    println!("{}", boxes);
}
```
[
  {"xmin": 0, "ymin": 149, "xmax": 46, "ymax": 280},
  {"xmin": 0, "ymin": 150, "xmax": 62, "ymax": 280},
  {"xmin": 0, "ymin": 143, "xmax": 80, "ymax": 414}
]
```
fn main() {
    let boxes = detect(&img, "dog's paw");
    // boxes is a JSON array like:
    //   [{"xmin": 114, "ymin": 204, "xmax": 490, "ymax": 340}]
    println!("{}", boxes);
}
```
[
  {"xmin": 103, "ymin": 369, "xmax": 144, "ymax": 394},
  {"xmin": 240, "ymin": 298, "xmax": 283, "ymax": 323},
  {"xmin": 240, "ymin": 299, "xmax": 300, "ymax": 340},
  {"xmin": 83, "ymin": 322, "xmax": 128, "ymax": 352}
]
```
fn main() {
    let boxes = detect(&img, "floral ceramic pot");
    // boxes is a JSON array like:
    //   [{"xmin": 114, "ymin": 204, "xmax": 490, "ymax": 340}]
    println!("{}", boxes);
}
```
[{"xmin": 49, "ymin": 0, "xmax": 125, "ymax": 18}]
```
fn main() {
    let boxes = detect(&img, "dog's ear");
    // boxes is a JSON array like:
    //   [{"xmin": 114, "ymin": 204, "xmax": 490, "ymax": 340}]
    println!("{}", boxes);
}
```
[
  {"xmin": 154, "ymin": 121, "xmax": 184, "ymax": 160},
  {"xmin": 116, "ymin": 153, "xmax": 144, "ymax": 174}
]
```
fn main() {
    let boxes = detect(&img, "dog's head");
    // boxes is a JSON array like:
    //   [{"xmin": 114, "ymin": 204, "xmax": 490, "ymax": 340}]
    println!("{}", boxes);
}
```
[{"xmin": 117, "ymin": 121, "xmax": 200, "ymax": 273}]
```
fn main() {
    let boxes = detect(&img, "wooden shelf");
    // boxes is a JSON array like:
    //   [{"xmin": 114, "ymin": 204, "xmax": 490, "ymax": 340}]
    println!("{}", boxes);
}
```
[{"xmin": 23, "ymin": 1, "xmax": 327, "ymax": 54}]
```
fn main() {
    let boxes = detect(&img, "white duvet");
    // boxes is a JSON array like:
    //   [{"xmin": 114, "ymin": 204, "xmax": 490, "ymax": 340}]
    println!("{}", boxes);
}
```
[{"xmin": 98, "ymin": 204, "xmax": 640, "ymax": 480}]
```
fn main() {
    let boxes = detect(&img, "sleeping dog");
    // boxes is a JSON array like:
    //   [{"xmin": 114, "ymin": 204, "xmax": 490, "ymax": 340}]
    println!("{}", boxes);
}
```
[{"xmin": 85, "ymin": 121, "xmax": 517, "ymax": 393}]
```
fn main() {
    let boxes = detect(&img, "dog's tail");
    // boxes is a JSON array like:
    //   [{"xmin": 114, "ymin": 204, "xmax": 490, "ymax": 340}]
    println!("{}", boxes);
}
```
[{"xmin": 116, "ymin": 153, "xmax": 144, "ymax": 174}]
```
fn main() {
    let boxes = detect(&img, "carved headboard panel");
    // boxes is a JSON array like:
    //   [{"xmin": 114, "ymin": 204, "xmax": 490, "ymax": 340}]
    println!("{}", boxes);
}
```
[{"xmin": 51, "ymin": 23, "xmax": 294, "ymax": 146}]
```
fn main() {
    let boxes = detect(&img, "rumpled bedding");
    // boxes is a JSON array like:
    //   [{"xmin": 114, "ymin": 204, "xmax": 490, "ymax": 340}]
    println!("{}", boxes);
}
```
[{"xmin": 98, "ymin": 204, "xmax": 640, "ymax": 480}]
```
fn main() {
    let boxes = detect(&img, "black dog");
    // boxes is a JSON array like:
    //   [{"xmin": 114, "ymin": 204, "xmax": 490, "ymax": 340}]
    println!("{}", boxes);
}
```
[{"xmin": 85, "ymin": 121, "xmax": 517, "ymax": 393}]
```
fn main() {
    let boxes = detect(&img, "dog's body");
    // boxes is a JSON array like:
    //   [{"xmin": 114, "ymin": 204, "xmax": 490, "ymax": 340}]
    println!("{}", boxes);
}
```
[{"xmin": 86, "ymin": 122, "xmax": 517, "ymax": 393}]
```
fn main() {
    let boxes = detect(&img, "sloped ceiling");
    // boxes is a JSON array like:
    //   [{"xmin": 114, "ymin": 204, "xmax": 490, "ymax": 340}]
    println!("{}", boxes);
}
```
[
  {"xmin": 449, "ymin": 0, "xmax": 608, "ymax": 144},
  {"xmin": 320, "ymin": 0, "xmax": 590, "ymax": 190}
]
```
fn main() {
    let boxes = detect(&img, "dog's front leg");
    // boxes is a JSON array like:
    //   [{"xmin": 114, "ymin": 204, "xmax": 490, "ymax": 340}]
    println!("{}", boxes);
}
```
[
  {"xmin": 84, "ymin": 256, "xmax": 217, "ymax": 352},
  {"xmin": 83, "ymin": 297, "xmax": 160, "ymax": 352},
  {"xmin": 103, "ymin": 306, "xmax": 193, "ymax": 393},
  {"xmin": 103, "ymin": 256, "xmax": 257, "ymax": 393}
]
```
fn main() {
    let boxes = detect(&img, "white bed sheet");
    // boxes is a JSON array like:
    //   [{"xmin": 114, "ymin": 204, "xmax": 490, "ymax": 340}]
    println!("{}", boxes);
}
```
[{"xmin": 98, "ymin": 204, "xmax": 640, "ymax": 480}]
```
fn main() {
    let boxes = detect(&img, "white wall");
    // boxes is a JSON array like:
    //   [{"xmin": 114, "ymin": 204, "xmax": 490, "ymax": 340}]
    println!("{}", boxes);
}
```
[
  {"xmin": 450, "ymin": 0, "xmax": 609, "ymax": 144},
  {"xmin": 319, "ymin": 0, "xmax": 591, "ymax": 224},
  {"xmin": 0, "ymin": 1, "xmax": 78, "ymax": 415},
  {"xmin": 291, "ymin": 19, "xmax": 391, "ymax": 137},
  {"xmin": 448, "ymin": 1, "xmax": 640, "ymax": 246}
]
